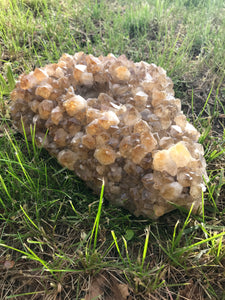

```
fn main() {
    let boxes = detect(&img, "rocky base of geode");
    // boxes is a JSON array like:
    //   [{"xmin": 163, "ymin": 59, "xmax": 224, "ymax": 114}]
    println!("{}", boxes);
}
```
[{"xmin": 10, "ymin": 52, "xmax": 207, "ymax": 219}]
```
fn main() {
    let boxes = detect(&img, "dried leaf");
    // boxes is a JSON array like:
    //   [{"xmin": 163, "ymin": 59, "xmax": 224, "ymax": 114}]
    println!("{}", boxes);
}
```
[
  {"xmin": 85, "ymin": 272, "xmax": 131, "ymax": 300},
  {"xmin": 3, "ymin": 260, "xmax": 15, "ymax": 269},
  {"xmin": 85, "ymin": 276, "xmax": 103, "ymax": 300},
  {"xmin": 118, "ymin": 283, "xmax": 130, "ymax": 298}
]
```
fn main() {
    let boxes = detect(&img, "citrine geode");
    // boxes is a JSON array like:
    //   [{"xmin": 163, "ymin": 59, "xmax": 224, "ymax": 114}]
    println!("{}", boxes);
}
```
[{"xmin": 10, "ymin": 53, "xmax": 207, "ymax": 218}]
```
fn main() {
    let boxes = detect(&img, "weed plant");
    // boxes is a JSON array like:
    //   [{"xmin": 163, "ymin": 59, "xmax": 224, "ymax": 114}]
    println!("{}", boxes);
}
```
[{"xmin": 0, "ymin": 0, "xmax": 225, "ymax": 299}]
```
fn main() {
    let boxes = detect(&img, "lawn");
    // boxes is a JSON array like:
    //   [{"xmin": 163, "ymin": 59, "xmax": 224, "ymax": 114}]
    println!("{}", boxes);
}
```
[{"xmin": 0, "ymin": 0, "xmax": 225, "ymax": 299}]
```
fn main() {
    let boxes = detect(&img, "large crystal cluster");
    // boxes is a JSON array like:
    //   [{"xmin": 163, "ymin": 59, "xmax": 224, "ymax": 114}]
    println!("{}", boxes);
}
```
[{"xmin": 10, "ymin": 53, "xmax": 207, "ymax": 218}]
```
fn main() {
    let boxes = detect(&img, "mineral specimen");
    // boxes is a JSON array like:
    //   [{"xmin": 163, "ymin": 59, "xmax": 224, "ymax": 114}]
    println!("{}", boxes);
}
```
[{"xmin": 10, "ymin": 53, "xmax": 208, "ymax": 219}]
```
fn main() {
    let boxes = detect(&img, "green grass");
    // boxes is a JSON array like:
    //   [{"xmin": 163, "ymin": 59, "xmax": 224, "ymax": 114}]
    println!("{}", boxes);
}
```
[{"xmin": 0, "ymin": 0, "xmax": 225, "ymax": 299}]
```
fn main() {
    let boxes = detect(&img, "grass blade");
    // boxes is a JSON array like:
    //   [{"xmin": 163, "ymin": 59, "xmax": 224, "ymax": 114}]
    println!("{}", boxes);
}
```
[
  {"xmin": 141, "ymin": 226, "xmax": 150, "ymax": 270},
  {"xmin": 88, "ymin": 179, "xmax": 104, "ymax": 251}
]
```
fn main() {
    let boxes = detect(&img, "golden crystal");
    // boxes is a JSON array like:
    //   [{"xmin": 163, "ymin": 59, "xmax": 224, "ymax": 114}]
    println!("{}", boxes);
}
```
[{"xmin": 10, "ymin": 52, "xmax": 207, "ymax": 218}]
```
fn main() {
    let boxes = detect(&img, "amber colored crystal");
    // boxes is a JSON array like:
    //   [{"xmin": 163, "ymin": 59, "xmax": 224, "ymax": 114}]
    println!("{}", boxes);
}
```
[
  {"xmin": 133, "ymin": 91, "xmax": 148, "ymax": 110},
  {"xmin": 94, "ymin": 147, "xmax": 116, "ymax": 165},
  {"xmin": 38, "ymin": 100, "xmax": 54, "ymax": 120},
  {"xmin": 82, "ymin": 134, "xmax": 96, "ymax": 149},
  {"xmin": 114, "ymin": 66, "xmax": 131, "ymax": 81},
  {"xmin": 35, "ymin": 83, "xmax": 53, "ymax": 99},
  {"xmin": 168, "ymin": 142, "xmax": 192, "ymax": 168},
  {"xmin": 58, "ymin": 150, "xmax": 78, "ymax": 170},
  {"xmin": 10, "ymin": 52, "xmax": 208, "ymax": 219},
  {"xmin": 51, "ymin": 106, "xmax": 64, "ymax": 125},
  {"xmin": 131, "ymin": 144, "xmax": 147, "ymax": 164},
  {"xmin": 63, "ymin": 95, "xmax": 87, "ymax": 116},
  {"xmin": 140, "ymin": 131, "xmax": 157, "ymax": 152},
  {"xmin": 29, "ymin": 100, "xmax": 40, "ymax": 113},
  {"xmin": 53, "ymin": 128, "xmax": 68, "ymax": 147},
  {"xmin": 160, "ymin": 182, "xmax": 183, "ymax": 201},
  {"xmin": 33, "ymin": 68, "xmax": 49, "ymax": 82},
  {"xmin": 153, "ymin": 150, "xmax": 177, "ymax": 176},
  {"xmin": 20, "ymin": 73, "xmax": 37, "ymax": 89},
  {"xmin": 86, "ymin": 54, "xmax": 102, "ymax": 73}
]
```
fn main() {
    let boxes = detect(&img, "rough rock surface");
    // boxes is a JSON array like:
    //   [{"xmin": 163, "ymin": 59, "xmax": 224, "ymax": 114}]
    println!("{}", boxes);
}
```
[{"xmin": 10, "ymin": 53, "xmax": 207, "ymax": 218}]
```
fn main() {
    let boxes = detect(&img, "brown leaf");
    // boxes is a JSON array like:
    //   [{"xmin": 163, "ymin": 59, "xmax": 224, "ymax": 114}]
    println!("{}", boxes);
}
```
[
  {"xmin": 85, "ymin": 272, "xmax": 132, "ymax": 300},
  {"xmin": 85, "ymin": 275, "xmax": 104, "ymax": 300},
  {"xmin": 3, "ymin": 260, "xmax": 15, "ymax": 269},
  {"xmin": 118, "ymin": 284, "xmax": 130, "ymax": 298}
]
